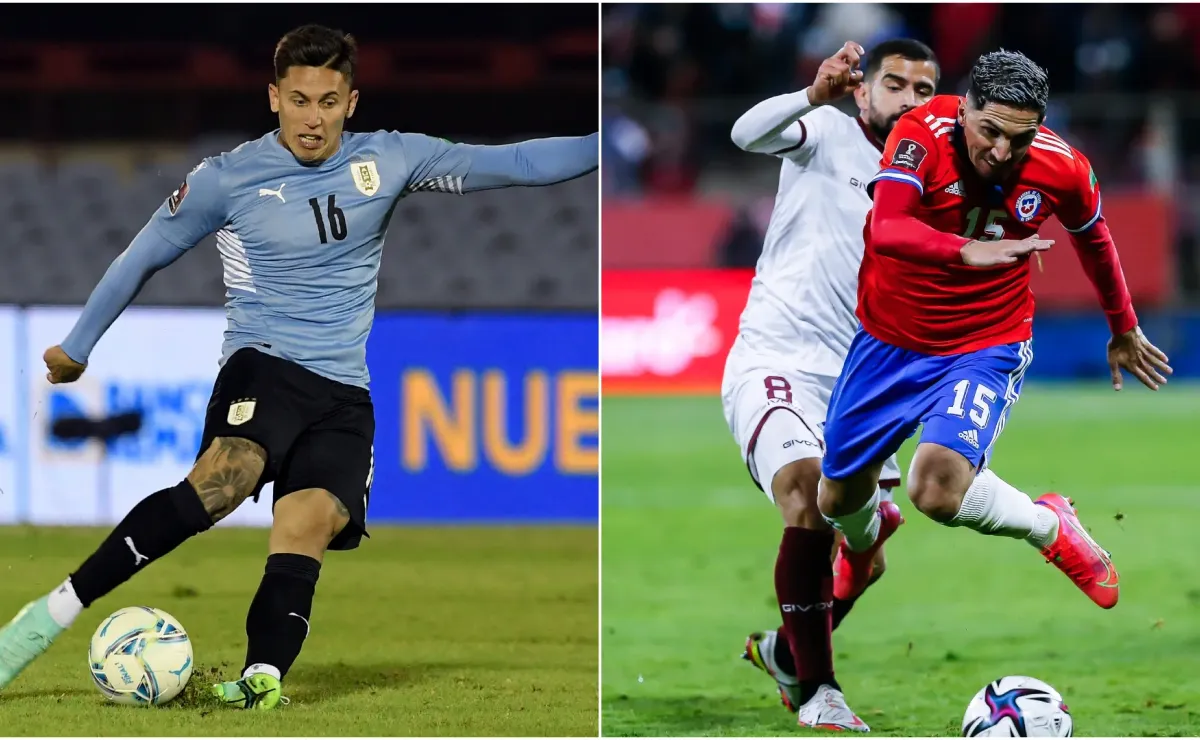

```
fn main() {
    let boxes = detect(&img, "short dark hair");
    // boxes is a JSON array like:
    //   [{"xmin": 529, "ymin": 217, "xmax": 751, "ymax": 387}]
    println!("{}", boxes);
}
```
[
  {"xmin": 864, "ymin": 39, "xmax": 940, "ymax": 83},
  {"xmin": 274, "ymin": 24, "xmax": 358, "ymax": 84},
  {"xmin": 967, "ymin": 49, "xmax": 1049, "ymax": 118}
]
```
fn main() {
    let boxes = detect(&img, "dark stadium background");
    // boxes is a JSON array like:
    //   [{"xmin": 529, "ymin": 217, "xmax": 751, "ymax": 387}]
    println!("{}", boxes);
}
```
[
  {"xmin": 0, "ymin": 5, "xmax": 598, "ymax": 735},
  {"xmin": 600, "ymin": 4, "xmax": 1200, "ymax": 737}
]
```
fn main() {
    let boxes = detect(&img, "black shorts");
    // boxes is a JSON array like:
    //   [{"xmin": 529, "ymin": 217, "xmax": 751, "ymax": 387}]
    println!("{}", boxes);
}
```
[{"xmin": 198, "ymin": 347, "xmax": 375, "ymax": 550}]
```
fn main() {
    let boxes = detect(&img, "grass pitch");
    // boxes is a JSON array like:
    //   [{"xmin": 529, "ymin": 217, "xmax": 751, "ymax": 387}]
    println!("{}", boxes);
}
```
[
  {"xmin": 0, "ymin": 525, "xmax": 597, "ymax": 736},
  {"xmin": 602, "ymin": 385, "xmax": 1200, "ymax": 737}
]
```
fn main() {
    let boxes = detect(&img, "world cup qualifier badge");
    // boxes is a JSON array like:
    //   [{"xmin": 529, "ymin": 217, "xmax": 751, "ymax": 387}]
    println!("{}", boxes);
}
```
[
  {"xmin": 1015, "ymin": 190, "xmax": 1043, "ymax": 222},
  {"xmin": 889, "ymin": 139, "xmax": 928, "ymax": 172},
  {"xmin": 168, "ymin": 162, "xmax": 206, "ymax": 215},
  {"xmin": 166, "ymin": 182, "xmax": 189, "ymax": 215}
]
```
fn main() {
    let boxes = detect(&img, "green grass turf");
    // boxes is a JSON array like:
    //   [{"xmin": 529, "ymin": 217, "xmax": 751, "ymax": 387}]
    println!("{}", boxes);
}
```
[
  {"xmin": 601, "ymin": 384, "xmax": 1200, "ymax": 737},
  {"xmin": 0, "ymin": 525, "xmax": 597, "ymax": 736}
]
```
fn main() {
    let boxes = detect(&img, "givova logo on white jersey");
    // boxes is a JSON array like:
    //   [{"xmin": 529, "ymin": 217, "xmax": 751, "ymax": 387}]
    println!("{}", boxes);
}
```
[{"xmin": 602, "ymin": 289, "xmax": 721, "ymax": 376}]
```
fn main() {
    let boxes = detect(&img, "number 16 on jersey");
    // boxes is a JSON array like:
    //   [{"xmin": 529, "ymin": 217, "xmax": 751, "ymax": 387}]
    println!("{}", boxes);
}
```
[{"xmin": 309, "ymin": 195, "xmax": 348, "ymax": 244}]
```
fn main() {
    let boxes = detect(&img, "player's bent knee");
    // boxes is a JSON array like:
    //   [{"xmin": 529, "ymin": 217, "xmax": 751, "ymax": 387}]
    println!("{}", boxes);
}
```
[
  {"xmin": 907, "ymin": 443, "xmax": 975, "ymax": 522},
  {"xmin": 818, "ymin": 464, "xmax": 882, "ymax": 518},
  {"xmin": 270, "ymin": 488, "xmax": 350, "ymax": 559},
  {"xmin": 817, "ymin": 475, "xmax": 847, "ymax": 518},
  {"xmin": 187, "ymin": 436, "xmax": 267, "ymax": 522},
  {"xmin": 771, "ymin": 458, "xmax": 826, "ymax": 529}
]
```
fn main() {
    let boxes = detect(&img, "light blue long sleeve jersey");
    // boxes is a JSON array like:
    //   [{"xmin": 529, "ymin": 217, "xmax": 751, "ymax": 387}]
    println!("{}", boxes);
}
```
[{"xmin": 60, "ymin": 130, "xmax": 598, "ymax": 388}]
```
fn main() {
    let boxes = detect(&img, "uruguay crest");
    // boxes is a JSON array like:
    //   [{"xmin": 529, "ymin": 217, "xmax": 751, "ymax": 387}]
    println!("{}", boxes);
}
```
[
  {"xmin": 350, "ymin": 160, "xmax": 380, "ymax": 196},
  {"xmin": 227, "ymin": 399, "xmax": 256, "ymax": 426},
  {"xmin": 1015, "ymin": 190, "xmax": 1043, "ymax": 223}
]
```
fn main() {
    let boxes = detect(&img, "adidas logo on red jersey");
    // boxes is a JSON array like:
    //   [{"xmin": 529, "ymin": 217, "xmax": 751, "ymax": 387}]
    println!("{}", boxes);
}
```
[{"xmin": 944, "ymin": 180, "xmax": 965, "ymax": 197}]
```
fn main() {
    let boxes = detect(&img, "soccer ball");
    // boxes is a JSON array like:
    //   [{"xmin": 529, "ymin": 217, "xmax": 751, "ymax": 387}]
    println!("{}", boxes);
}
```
[
  {"xmin": 962, "ymin": 676, "xmax": 1073, "ymax": 737},
  {"xmin": 88, "ymin": 606, "xmax": 193, "ymax": 706}
]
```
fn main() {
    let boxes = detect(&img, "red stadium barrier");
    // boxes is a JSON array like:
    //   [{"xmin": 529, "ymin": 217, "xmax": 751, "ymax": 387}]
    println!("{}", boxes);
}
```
[
  {"xmin": 601, "ymin": 199, "xmax": 734, "ymax": 269},
  {"xmin": 602, "ymin": 269, "xmax": 751, "ymax": 395},
  {"xmin": 1029, "ymin": 195, "xmax": 1173, "ymax": 307}
]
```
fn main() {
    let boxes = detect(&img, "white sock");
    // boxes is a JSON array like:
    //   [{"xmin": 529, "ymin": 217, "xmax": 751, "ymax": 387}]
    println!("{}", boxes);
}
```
[
  {"xmin": 46, "ymin": 578, "xmax": 83, "ymax": 629},
  {"xmin": 950, "ymin": 469, "xmax": 1060, "ymax": 548},
  {"xmin": 244, "ymin": 663, "xmax": 282, "ymax": 681},
  {"xmin": 825, "ymin": 488, "xmax": 881, "ymax": 552}
]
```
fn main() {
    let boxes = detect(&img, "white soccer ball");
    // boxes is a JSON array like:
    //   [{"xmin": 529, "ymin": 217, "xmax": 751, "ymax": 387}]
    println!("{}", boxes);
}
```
[
  {"xmin": 88, "ymin": 606, "xmax": 193, "ymax": 706},
  {"xmin": 962, "ymin": 676, "xmax": 1072, "ymax": 737}
]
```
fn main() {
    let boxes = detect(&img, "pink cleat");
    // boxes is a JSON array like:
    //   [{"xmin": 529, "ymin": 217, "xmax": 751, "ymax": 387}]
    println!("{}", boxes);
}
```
[
  {"xmin": 1035, "ymin": 493, "xmax": 1119, "ymax": 609},
  {"xmin": 832, "ymin": 501, "xmax": 903, "ymax": 601}
]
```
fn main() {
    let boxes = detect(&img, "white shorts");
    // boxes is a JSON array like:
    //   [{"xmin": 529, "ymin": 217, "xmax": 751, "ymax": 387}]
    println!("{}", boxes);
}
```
[{"xmin": 721, "ymin": 365, "xmax": 902, "ymax": 501}]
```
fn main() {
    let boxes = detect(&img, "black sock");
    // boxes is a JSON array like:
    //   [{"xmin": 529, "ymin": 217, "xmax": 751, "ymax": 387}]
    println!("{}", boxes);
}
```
[
  {"xmin": 243, "ymin": 553, "xmax": 321, "ymax": 680},
  {"xmin": 70, "ymin": 481, "xmax": 212, "ymax": 607}
]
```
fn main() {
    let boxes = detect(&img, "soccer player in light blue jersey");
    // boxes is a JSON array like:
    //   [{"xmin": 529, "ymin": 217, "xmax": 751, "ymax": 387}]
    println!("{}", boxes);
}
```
[{"xmin": 0, "ymin": 24, "xmax": 597, "ymax": 709}]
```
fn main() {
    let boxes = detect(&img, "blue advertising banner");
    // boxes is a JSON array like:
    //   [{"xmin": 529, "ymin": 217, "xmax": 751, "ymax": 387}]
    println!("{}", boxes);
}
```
[
  {"xmin": 1026, "ymin": 313, "xmax": 1200, "ymax": 380},
  {"xmin": 366, "ymin": 313, "xmax": 598, "ymax": 523},
  {"xmin": 0, "ymin": 307, "xmax": 597, "ymax": 526}
]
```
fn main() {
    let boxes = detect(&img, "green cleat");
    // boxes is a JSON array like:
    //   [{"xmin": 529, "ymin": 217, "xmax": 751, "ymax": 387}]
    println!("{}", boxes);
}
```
[
  {"xmin": 211, "ymin": 672, "xmax": 285, "ymax": 710},
  {"xmin": 0, "ymin": 596, "xmax": 65, "ymax": 690}
]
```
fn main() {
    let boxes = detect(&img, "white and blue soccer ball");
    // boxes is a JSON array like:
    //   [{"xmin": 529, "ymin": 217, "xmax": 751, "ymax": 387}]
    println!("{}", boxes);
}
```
[
  {"xmin": 963, "ymin": 676, "xmax": 1073, "ymax": 737},
  {"xmin": 88, "ymin": 606, "xmax": 193, "ymax": 706}
]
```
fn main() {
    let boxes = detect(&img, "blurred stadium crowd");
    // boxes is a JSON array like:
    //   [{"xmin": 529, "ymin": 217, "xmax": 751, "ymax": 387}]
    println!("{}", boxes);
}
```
[
  {"xmin": 0, "ymin": 5, "xmax": 598, "ymax": 311},
  {"xmin": 602, "ymin": 3, "xmax": 1200, "ymax": 299}
]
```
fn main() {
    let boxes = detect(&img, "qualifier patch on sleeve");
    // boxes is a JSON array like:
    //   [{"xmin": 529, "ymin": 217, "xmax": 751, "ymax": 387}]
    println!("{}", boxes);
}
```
[
  {"xmin": 889, "ymin": 139, "xmax": 928, "ymax": 172},
  {"xmin": 167, "ymin": 181, "xmax": 189, "ymax": 215}
]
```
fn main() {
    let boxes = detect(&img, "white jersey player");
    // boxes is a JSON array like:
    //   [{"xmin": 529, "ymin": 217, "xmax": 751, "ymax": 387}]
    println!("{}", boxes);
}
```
[{"xmin": 722, "ymin": 40, "xmax": 940, "ymax": 731}]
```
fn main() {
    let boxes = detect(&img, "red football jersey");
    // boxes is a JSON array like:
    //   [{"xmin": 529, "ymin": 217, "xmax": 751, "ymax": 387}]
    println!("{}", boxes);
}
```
[{"xmin": 859, "ymin": 95, "xmax": 1105, "ymax": 354}]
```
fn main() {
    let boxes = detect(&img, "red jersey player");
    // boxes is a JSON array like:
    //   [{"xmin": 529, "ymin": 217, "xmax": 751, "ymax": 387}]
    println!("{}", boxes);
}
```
[{"xmin": 814, "ymin": 50, "xmax": 1172, "ymax": 612}]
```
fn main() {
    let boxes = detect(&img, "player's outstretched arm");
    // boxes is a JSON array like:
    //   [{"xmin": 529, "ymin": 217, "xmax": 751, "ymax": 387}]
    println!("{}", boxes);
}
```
[
  {"xmin": 1107, "ymin": 326, "xmax": 1172, "ymax": 391},
  {"xmin": 55, "ymin": 229, "xmax": 190, "ymax": 377},
  {"xmin": 1060, "ymin": 155, "xmax": 1172, "ymax": 390},
  {"xmin": 729, "ymin": 89, "xmax": 821, "ymax": 154},
  {"xmin": 870, "ymin": 179, "xmax": 1052, "ymax": 266},
  {"xmin": 1067, "ymin": 219, "xmax": 1173, "ymax": 391},
  {"xmin": 55, "ymin": 161, "xmax": 225, "ymax": 377},
  {"xmin": 730, "ymin": 41, "xmax": 864, "ymax": 155},
  {"xmin": 399, "ymin": 133, "xmax": 597, "ymax": 194}
]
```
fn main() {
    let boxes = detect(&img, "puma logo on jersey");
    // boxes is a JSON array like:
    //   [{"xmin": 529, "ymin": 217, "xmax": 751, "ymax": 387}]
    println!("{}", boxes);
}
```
[
  {"xmin": 258, "ymin": 183, "xmax": 286, "ymax": 203},
  {"xmin": 287, "ymin": 612, "xmax": 311, "ymax": 638},
  {"xmin": 125, "ymin": 537, "xmax": 150, "ymax": 566},
  {"xmin": 944, "ymin": 180, "xmax": 965, "ymax": 197}
]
